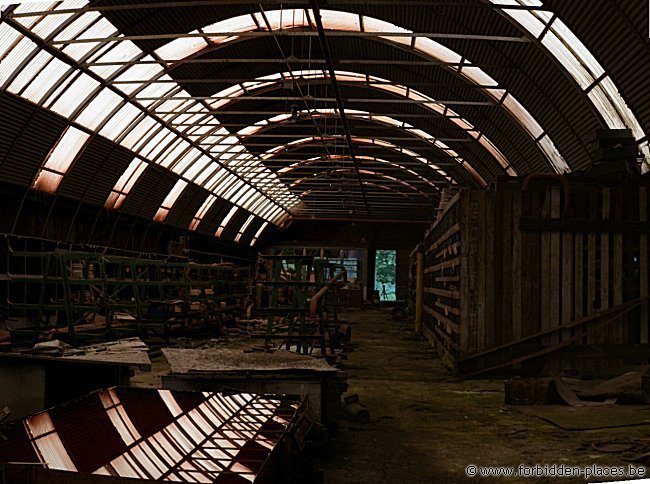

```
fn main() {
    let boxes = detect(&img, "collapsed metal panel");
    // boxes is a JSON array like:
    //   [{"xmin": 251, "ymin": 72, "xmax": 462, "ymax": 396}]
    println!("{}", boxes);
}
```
[{"xmin": 0, "ymin": 387, "xmax": 305, "ymax": 483}]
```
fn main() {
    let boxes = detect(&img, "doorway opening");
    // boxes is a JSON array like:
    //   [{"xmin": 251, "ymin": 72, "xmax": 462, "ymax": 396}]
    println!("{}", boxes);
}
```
[{"xmin": 375, "ymin": 249, "xmax": 396, "ymax": 301}]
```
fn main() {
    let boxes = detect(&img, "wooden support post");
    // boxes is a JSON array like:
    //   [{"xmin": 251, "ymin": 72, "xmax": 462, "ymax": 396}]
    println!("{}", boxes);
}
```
[
  {"xmin": 640, "ymin": 187, "xmax": 648, "ymax": 343},
  {"xmin": 541, "ymin": 188, "xmax": 551, "ymax": 344},
  {"xmin": 512, "ymin": 190, "xmax": 522, "ymax": 341},
  {"xmin": 561, "ymin": 231, "xmax": 574, "ymax": 341},
  {"xmin": 415, "ymin": 250, "xmax": 424, "ymax": 335},
  {"xmin": 600, "ymin": 188, "xmax": 611, "ymax": 343}
]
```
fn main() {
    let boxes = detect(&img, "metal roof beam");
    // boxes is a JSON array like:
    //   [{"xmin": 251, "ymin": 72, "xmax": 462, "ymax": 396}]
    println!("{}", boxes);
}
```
[{"xmin": 49, "ymin": 31, "xmax": 530, "ymax": 45}]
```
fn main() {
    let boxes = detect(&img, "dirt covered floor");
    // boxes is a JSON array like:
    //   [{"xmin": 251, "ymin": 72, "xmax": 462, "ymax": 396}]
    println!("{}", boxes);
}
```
[{"xmin": 319, "ymin": 308, "xmax": 650, "ymax": 483}]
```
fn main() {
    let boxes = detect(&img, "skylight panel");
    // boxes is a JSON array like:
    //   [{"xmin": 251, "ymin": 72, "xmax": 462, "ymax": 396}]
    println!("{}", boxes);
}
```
[
  {"xmin": 31, "ymin": 11, "xmax": 76, "ymax": 39},
  {"xmin": 48, "ymin": 73, "xmax": 100, "ymax": 117},
  {"xmin": 119, "ymin": 116, "xmax": 158, "ymax": 150},
  {"xmin": 63, "ymin": 17, "xmax": 116, "ymax": 61},
  {"xmin": 203, "ymin": 14, "xmax": 257, "ymax": 45},
  {"xmin": 90, "ymin": 40, "xmax": 142, "ymax": 79},
  {"xmin": 13, "ymin": 1, "xmax": 58, "ymax": 15},
  {"xmin": 194, "ymin": 164, "xmax": 224, "ymax": 186},
  {"xmin": 53, "ymin": 11, "xmax": 100, "ymax": 43},
  {"xmin": 189, "ymin": 194, "xmax": 218, "ymax": 231},
  {"xmin": 138, "ymin": 128, "xmax": 176, "ymax": 159},
  {"xmin": 156, "ymin": 139, "xmax": 191, "ymax": 169},
  {"xmin": 478, "ymin": 137, "xmax": 512, "ymax": 172},
  {"xmin": 251, "ymin": 222, "xmax": 268, "ymax": 246},
  {"xmin": 112, "ymin": 57, "xmax": 164, "ymax": 95},
  {"xmin": 414, "ymin": 38, "xmax": 462, "ymax": 66},
  {"xmin": 230, "ymin": 183, "xmax": 255, "ymax": 206},
  {"xmin": 154, "ymin": 31, "xmax": 208, "ymax": 61},
  {"xmin": 74, "ymin": 87, "xmax": 124, "ymax": 130},
  {"xmin": 260, "ymin": 9, "xmax": 311, "ymax": 31},
  {"xmin": 318, "ymin": 10, "xmax": 358, "ymax": 31},
  {"xmin": 362, "ymin": 16, "xmax": 411, "ymax": 47},
  {"xmin": 181, "ymin": 155, "xmax": 211, "ymax": 181},
  {"xmin": 21, "ymin": 57, "xmax": 72, "ymax": 104},
  {"xmin": 33, "ymin": 126, "xmax": 89, "ymax": 193},
  {"xmin": 132, "ymin": 75, "xmax": 176, "ymax": 106},
  {"xmin": 216, "ymin": 206, "xmax": 238, "ymax": 237},
  {"xmin": 0, "ymin": 36, "xmax": 38, "ymax": 88},
  {"xmin": 598, "ymin": 76, "xmax": 644, "ymax": 140},
  {"xmin": 7, "ymin": 50, "xmax": 52, "ymax": 94},
  {"xmin": 541, "ymin": 29, "xmax": 594, "ymax": 89},
  {"xmin": 537, "ymin": 134, "xmax": 569, "ymax": 173},
  {"xmin": 154, "ymin": 179, "xmax": 188, "ymax": 222},
  {"xmin": 98, "ymin": 102, "xmax": 142, "ymax": 140},
  {"xmin": 549, "ymin": 19, "xmax": 604, "ymax": 80},
  {"xmin": 501, "ymin": 8, "xmax": 547, "ymax": 38},
  {"xmin": 240, "ymin": 187, "xmax": 261, "ymax": 209},
  {"xmin": 501, "ymin": 94, "xmax": 544, "ymax": 139},
  {"xmin": 105, "ymin": 157, "xmax": 147, "ymax": 209},
  {"xmin": 169, "ymin": 149, "xmax": 201, "ymax": 175},
  {"xmin": 0, "ymin": 23, "xmax": 23, "ymax": 59},
  {"xmin": 235, "ymin": 215, "xmax": 255, "ymax": 243},
  {"xmin": 210, "ymin": 172, "xmax": 237, "ymax": 193},
  {"xmin": 460, "ymin": 65, "xmax": 499, "ymax": 87},
  {"xmin": 587, "ymin": 83, "xmax": 625, "ymax": 130}
]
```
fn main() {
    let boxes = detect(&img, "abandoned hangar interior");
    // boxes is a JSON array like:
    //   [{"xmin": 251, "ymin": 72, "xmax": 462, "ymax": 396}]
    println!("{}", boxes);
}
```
[{"xmin": 0, "ymin": 0, "xmax": 649, "ymax": 482}]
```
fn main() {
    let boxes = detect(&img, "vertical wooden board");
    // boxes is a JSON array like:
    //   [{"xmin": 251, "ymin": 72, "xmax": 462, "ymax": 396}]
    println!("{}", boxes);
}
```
[
  {"xmin": 500, "ymin": 187, "xmax": 513, "ymax": 345},
  {"xmin": 530, "ymin": 192, "xmax": 542, "ymax": 337},
  {"xmin": 511, "ymin": 189, "xmax": 522, "ymax": 341},
  {"xmin": 640, "ymin": 187, "xmax": 648, "ymax": 344},
  {"xmin": 459, "ymin": 194, "xmax": 470, "ymax": 355},
  {"xmin": 549, "ymin": 186, "xmax": 561, "ymax": 344},
  {"xmin": 540, "ymin": 187, "xmax": 551, "ymax": 344},
  {"xmin": 574, "ymin": 232, "xmax": 584, "ymax": 324},
  {"xmin": 600, "ymin": 187, "xmax": 611, "ymax": 344},
  {"xmin": 561, "ymin": 231, "xmax": 574, "ymax": 341},
  {"xmin": 476, "ymin": 190, "xmax": 487, "ymax": 352},
  {"xmin": 484, "ymin": 190, "xmax": 495, "ymax": 349},
  {"xmin": 613, "ymin": 188, "xmax": 624, "ymax": 344},
  {"xmin": 587, "ymin": 232, "xmax": 597, "ymax": 343},
  {"xmin": 613, "ymin": 232, "xmax": 623, "ymax": 343}
]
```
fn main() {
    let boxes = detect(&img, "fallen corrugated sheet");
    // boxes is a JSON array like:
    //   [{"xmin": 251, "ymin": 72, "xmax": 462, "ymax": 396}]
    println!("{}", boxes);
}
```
[
  {"xmin": 0, "ymin": 388, "xmax": 305, "ymax": 483},
  {"xmin": 162, "ymin": 348, "xmax": 338, "ymax": 374}
]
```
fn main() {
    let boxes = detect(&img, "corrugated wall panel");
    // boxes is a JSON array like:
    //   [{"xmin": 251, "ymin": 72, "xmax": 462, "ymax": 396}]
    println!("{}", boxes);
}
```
[
  {"xmin": 165, "ymin": 184, "xmax": 209, "ymax": 229},
  {"xmin": 197, "ymin": 198, "xmax": 234, "ymax": 237},
  {"xmin": 59, "ymin": 137, "xmax": 135, "ymax": 207},
  {"xmin": 121, "ymin": 165, "xmax": 176, "ymax": 220},
  {"xmin": 0, "ymin": 95, "xmax": 67, "ymax": 186}
]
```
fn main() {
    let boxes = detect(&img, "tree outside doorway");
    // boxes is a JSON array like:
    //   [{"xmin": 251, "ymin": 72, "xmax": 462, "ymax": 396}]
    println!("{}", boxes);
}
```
[{"xmin": 375, "ymin": 250, "xmax": 396, "ymax": 301}]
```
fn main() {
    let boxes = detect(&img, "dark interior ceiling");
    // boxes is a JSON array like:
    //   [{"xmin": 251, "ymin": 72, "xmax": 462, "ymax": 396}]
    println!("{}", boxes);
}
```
[{"xmin": 0, "ymin": 0, "xmax": 648, "ymax": 249}]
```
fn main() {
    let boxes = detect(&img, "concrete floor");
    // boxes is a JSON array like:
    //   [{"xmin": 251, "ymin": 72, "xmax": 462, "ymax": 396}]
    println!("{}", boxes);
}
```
[{"xmin": 320, "ymin": 308, "xmax": 650, "ymax": 484}]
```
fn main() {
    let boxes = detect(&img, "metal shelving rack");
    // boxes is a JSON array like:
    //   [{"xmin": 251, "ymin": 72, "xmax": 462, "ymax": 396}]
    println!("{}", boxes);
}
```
[{"xmin": 5, "ymin": 246, "xmax": 251, "ymax": 345}]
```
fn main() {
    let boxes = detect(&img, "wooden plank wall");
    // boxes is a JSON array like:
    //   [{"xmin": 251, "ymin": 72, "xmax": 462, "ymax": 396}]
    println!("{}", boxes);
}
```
[
  {"xmin": 415, "ymin": 178, "xmax": 650, "ymax": 371},
  {"xmin": 420, "ymin": 193, "xmax": 461, "ymax": 364}
]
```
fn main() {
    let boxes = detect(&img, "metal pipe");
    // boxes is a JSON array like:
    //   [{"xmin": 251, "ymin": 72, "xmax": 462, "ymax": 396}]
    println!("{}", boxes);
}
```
[{"xmin": 309, "ymin": 270, "xmax": 347, "ymax": 319}]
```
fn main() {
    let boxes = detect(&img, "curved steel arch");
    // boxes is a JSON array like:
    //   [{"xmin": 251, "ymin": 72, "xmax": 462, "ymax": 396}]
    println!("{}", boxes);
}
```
[
  {"xmin": 288, "ymin": 167, "xmax": 437, "ymax": 202},
  {"xmin": 261, "ymin": 135, "xmax": 488, "ymax": 188},
  {"xmin": 204, "ymin": 69, "xmax": 516, "ymax": 176},
  {"xmin": 279, "ymin": 155, "xmax": 440, "ymax": 191},
  {"xmin": 147, "ymin": 7, "xmax": 569, "ymax": 174},
  {"xmin": 234, "ymin": 107, "xmax": 490, "ymax": 186}
]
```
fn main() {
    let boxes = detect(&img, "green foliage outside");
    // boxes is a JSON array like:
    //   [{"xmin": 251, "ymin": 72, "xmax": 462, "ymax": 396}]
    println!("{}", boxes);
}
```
[{"xmin": 375, "ymin": 250, "xmax": 396, "ymax": 301}]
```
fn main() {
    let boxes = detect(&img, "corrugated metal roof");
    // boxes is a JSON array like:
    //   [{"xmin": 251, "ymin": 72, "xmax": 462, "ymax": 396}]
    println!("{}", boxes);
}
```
[
  {"xmin": 1, "ymin": 0, "xmax": 648, "ymax": 231},
  {"xmin": 0, "ymin": 387, "xmax": 304, "ymax": 483}
]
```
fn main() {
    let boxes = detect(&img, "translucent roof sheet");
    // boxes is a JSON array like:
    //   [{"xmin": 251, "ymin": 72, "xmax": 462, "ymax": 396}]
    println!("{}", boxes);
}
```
[
  {"xmin": 42, "ymin": 126, "xmax": 89, "ymax": 174},
  {"xmin": 48, "ymin": 73, "xmax": 101, "ymax": 117},
  {"xmin": 491, "ymin": 0, "xmax": 647, "ymax": 161}
]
